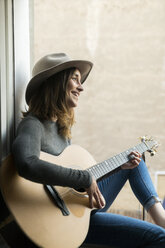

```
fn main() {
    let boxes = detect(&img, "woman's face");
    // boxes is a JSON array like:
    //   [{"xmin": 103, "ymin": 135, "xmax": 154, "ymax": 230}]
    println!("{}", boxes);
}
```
[{"xmin": 66, "ymin": 69, "xmax": 83, "ymax": 108}]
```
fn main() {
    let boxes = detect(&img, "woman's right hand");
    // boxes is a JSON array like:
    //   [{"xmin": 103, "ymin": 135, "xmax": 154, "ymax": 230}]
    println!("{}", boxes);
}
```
[{"xmin": 85, "ymin": 178, "xmax": 106, "ymax": 209}]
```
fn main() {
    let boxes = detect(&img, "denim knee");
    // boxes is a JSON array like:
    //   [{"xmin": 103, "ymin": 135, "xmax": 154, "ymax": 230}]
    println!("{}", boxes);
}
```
[{"xmin": 144, "ymin": 195, "xmax": 162, "ymax": 211}]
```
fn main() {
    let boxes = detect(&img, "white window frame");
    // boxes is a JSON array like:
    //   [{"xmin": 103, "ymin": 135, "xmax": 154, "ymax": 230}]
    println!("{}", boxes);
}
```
[
  {"xmin": 0, "ymin": 0, "xmax": 31, "ymax": 161},
  {"xmin": 0, "ymin": 0, "xmax": 14, "ymax": 161}
]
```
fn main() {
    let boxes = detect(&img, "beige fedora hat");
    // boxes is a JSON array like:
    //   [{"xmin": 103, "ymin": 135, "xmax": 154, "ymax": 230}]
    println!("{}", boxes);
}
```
[{"xmin": 25, "ymin": 53, "xmax": 93, "ymax": 104}]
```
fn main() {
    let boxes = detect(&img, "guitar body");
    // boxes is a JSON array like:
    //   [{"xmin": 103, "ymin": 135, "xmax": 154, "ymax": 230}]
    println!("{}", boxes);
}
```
[
  {"xmin": 0, "ymin": 137, "xmax": 157, "ymax": 248},
  {"xmin": 0, "ymin": 145, "xmax": 96, "ymax": 248}
]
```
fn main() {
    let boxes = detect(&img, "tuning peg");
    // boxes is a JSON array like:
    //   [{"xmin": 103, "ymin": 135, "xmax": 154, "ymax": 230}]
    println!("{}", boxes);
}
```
[
  {"xmin": 149, "ymin": 148, "xmax": 157, "ymax": 156},
  {"xmin": 150, "ymin": 150, "xmax": 156, "ymax": 156},
  {"xmin": 140, "ymin": 136, "xmax": 146, "ymax": 142},
  {"xmin": 140, "ymin": 135, "xmax": 151, "ymax": 142},
  {"xmin": 140, "ymin": 135, "xmax": 154, "ymax": 142}
]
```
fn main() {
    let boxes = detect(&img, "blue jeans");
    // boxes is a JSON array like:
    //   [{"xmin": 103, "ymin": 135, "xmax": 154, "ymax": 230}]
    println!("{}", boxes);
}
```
[{"xmin": 83, "ymin": 160, "xmax": 165, "ymax": 247}]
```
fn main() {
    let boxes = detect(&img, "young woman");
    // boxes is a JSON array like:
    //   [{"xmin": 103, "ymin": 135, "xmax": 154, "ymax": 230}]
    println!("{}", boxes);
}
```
[{"xmin": 12, "ymin": 53, "xmax": 165, "ymax": 248}]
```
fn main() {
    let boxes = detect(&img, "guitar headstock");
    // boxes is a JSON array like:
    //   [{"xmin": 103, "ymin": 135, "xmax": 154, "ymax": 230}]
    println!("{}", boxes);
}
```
[{"xmin": 140, "ymin": 136, "xmax": 159, "ymax": 156}]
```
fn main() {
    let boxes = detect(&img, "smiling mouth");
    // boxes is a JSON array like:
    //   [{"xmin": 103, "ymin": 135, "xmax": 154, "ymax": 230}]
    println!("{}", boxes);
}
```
[{"xmin": 72, "ymin": 91, "xmax": 79, "ymax": 97}]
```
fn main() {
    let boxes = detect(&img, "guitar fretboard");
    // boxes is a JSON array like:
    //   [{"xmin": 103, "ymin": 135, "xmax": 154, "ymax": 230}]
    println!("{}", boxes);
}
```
[{"xmin": 86, "ymin": 140, "xmax": 155, "ymax": 181}]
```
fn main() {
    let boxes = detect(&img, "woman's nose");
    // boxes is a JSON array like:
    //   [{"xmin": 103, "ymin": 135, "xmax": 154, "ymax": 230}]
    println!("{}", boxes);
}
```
[{"xmin": 77, "ymin": 83, "xmax": 84, "ymax": 92}]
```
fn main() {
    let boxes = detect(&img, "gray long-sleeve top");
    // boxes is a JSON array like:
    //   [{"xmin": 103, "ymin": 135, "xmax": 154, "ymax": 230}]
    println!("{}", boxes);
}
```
[{"xmin": 12, "ymin": 115, "xmax": 92, "ymax": 189}]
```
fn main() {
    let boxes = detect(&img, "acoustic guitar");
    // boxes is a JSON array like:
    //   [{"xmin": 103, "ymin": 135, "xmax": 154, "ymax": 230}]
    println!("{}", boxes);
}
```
[{"xmin": 0, "ymin": 137, "xmax": 158, "ymax": 248}]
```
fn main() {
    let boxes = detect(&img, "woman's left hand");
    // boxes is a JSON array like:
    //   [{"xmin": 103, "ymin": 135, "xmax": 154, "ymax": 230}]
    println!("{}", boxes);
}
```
[{"xmin": 121, "ymin": 151, "xmax": 141, "ymax": 170}]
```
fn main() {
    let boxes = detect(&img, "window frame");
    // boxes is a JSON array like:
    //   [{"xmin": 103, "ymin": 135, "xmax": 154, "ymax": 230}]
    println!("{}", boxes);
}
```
[{"xmin": 0, "ymin": 0, "xmax": 31, "ymax": 161}]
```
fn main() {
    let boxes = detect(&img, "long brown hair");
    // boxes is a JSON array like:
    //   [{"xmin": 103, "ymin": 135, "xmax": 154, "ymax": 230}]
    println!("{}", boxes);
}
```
[{"xmin": 23, "ymin": 68, "xmax": 76, "ymax": 139}]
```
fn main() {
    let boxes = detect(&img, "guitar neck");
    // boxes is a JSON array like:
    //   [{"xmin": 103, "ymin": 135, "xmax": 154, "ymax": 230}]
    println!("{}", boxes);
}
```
[{"xmin": 86, "ymin": 141, "xmax": 153, "ymax": 181}]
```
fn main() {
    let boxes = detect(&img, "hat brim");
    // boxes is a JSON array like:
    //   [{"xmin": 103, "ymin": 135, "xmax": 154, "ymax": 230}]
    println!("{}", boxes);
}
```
[{"xmin": 25, "ymin": 60, "xmax": 93, "ymax": 105}]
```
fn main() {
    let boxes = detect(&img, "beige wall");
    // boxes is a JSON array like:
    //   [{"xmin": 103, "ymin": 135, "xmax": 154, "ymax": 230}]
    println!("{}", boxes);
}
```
[{"xmin": 33, "ymin": 0, "xmax": 165, "ymax": 210}]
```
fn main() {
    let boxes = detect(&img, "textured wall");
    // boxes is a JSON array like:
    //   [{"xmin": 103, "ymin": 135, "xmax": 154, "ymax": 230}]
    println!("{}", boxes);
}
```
[{"xmin": 33, "ymin": 0, "xmax": 165, "ymax": 210}]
